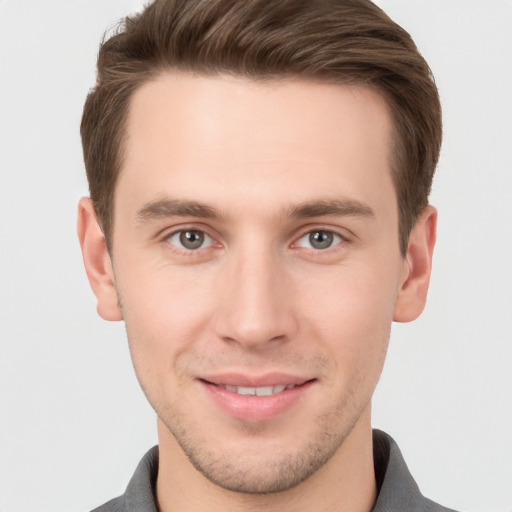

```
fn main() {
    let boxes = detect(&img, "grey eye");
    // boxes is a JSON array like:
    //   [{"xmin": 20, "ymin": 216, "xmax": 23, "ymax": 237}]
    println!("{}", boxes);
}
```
[
  {"xmin": 309, "ymin": 231, "xmax": 333, "ymax": 249},
  {"xmin": 297, "ymin": 230, "xmax": 343, "ymax": 250},
  {"xmin": 180, "ymin": 230, "xmax": 204, "ymax": 249},
  {"xmin": 168, "ymin": 230, "xmax": 212, "ymax": 250}
]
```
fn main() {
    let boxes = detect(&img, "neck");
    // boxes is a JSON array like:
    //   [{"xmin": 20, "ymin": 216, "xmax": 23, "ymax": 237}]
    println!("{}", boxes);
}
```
[{"xmin": 155, "ymin": 410, "xmax": 377, "ymax": 512}]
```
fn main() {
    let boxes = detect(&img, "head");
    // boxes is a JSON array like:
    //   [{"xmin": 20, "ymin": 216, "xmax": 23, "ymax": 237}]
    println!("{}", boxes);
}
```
[
  {"xmin": 78, "ymin": 0, "xmax": 441, "ymax": 499},
  {"xmin": 81, "ymin": 0, "xmax": 441, "ymax": 256}
]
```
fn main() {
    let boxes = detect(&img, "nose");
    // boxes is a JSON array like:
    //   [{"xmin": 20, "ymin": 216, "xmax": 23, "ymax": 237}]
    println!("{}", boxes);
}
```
[{"xmin": 213, "ymin": 244, "xmax": 298, "ymax": 350}]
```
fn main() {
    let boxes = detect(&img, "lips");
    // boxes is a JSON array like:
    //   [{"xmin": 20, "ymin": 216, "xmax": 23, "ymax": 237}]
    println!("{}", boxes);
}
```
[
  {"xmin": 199, "ymin": 374, "xmax": 315, "ymax": 422},
  {"xmin": 201, "ymin": 373, "xmax": 310, "ymax": 388}
]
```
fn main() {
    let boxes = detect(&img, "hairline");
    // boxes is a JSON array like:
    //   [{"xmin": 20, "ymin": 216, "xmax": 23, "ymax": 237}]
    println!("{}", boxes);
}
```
[{"xmin": 105, "ymin": 68, "xmax": 409, "ymax": 255}]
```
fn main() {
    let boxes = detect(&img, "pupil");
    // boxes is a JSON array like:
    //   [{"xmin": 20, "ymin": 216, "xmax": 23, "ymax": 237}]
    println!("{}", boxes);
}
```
[
  {"xmin": 310, "ymin": 231, "xmax": 333, "ymax": 249},
  {"xmin": 180, "ymin": 230, "xmax": 204, "ymax": 249}
]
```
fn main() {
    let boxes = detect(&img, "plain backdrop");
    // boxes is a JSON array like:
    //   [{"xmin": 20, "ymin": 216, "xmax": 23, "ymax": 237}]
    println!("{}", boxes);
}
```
[{"xmin": 0, "ymin": 1, "xmax": 511, "ymax": 511}]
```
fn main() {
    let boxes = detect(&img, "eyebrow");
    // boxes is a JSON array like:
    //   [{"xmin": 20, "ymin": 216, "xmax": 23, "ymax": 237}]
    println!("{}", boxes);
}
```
[
  {"xmin": 136, "ymin": 198, "xmax": 223, "ymax": 223},
  {"xmin": 287, "ymin": 199, "xmax": 375, "ymax": 220},
  {"xmin": 135, "ymin": 197, "xmax": 375, "ymax": 223}
]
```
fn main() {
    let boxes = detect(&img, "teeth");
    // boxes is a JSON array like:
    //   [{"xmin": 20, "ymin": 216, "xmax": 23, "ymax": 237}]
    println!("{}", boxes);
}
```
[
  {"xmin": 255, "ymin": 386, "xmax": 273, "ymax": 396},
  {"xmin": 222, "ymin": 384, "xmax": 293, "ymax": 395}
]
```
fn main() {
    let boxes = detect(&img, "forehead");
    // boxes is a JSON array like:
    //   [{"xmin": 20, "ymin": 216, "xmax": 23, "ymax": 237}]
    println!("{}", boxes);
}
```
[{"xmin": 118, "ymin": 72, "xmax": 396, "ymax": 219}]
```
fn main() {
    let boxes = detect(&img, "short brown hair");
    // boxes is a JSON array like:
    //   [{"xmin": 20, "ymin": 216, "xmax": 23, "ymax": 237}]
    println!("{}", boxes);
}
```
[{"xmin": 81, "ymin": 0, "xmax": 442, "ymax": 254}]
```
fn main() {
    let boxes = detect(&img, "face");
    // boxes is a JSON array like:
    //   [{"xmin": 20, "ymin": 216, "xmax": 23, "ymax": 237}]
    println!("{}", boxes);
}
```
[{"xmin": 88, "ymin": 73, "xmax": 422, "ymax": 493}]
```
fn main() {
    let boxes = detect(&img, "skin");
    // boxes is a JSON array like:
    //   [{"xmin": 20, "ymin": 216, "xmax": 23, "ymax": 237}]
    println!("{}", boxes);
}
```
[{"xmin": 78, "ymin": 73, "xmax": 436, "ymax": 512}]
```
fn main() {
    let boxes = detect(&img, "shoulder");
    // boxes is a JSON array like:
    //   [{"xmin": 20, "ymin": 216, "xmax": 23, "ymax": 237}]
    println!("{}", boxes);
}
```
[
  {"xmin": 90, "ymin": 495, "xmax": 124, "ymax": 512},
  {"xmin": 422, "ymin": 497, "xmax": 461, "ymax": 512}
]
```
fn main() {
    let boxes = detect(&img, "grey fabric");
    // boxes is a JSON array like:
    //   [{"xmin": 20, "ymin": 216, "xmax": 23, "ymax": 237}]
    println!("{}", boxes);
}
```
[
  {"xmin": 90, "ymin": 447, "xmax": 159, "ymax": 512},
  {"xmin": 371, "ymin": 430, "xmax": 458, "ymax": 512},
  {"xmin": 91, "ymin": 430, "xmax": 460, "ymax": 512}
]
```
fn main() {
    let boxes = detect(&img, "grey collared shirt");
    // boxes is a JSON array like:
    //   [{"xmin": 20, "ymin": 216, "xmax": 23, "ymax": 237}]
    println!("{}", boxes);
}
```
[{"xmin": 91, "ymin": 430, "xmax": 459, "ymax": 512}]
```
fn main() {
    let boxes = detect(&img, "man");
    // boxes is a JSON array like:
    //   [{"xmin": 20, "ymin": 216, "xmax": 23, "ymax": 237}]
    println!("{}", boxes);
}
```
[{"xmin": 77, "ymin": 1, "xmax": 455, "ymax": 511}]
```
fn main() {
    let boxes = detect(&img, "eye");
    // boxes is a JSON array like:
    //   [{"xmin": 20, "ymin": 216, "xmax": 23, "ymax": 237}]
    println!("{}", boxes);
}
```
[
  {"xmin": 167, "ymin": 229, "xmax": 213, "ymax": 250},
  {"xmin": 296, "ymin": 230, "xmax": 344, "ymax": 250}
]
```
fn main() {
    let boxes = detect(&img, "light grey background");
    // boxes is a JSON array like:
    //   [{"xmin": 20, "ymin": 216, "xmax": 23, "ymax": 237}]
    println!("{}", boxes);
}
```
[{"xmin": 0, "ymin": 1, "xmax": 510, "ymax": 511}]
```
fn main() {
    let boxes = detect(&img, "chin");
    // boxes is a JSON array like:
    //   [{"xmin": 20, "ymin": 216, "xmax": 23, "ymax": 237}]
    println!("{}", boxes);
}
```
[
  {"xmin": 159, "ymin": 401, "xmax": 363, "ymax": 495},
  {"xmin": 184, "ymin": 445, "xmax": 334, "ymax": 494}
]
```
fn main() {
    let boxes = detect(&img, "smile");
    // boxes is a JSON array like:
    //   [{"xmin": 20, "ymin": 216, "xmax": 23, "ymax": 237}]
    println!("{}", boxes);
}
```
[
  {"xmin": 218, "ymin": 384, "xmax": 296, "ymax": 396},
  {"xmin": 200, "ymin": 377, "xmax": 315, "ymax": 422}
]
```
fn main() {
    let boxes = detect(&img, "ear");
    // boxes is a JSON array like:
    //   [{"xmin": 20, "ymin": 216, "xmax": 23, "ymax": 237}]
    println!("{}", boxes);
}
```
[
  {"xmin": 393, "ymin": 205, "xmax": 437, "ymax": 322},
  {"xmin": 77, "ymin": 197, "xmax": 123, "ymax": 321}
]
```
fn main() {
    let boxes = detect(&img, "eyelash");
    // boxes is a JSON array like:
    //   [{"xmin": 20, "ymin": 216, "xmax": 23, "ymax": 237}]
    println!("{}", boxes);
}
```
[
  {"xmin": 162, "ymin": 226, "xmax": 350, "ymax": 256},
  {"xmin": 164, "ymin": 227, "xmax": 218, "ymax": 255},
  {"xmin": 293, "ymin": 229, "xmax": 346, "ymax": 251}
]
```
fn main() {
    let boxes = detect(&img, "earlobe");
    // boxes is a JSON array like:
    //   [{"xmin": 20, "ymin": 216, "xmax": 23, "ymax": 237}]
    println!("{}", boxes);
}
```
[
  {"xmin": 393, "ymin": 205, "xmax": 437, "ymax": 323},
  {"xmin": 77, "ymin": 197, "xmax": 123, "ymax": 321}
]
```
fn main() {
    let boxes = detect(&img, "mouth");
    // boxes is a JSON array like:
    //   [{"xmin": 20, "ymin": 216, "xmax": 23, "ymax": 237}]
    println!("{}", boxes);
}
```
[
  {"xmin": 198, "ymin": 376, "xmax": 316, "ymax": 422},
  {"xmin": 212, "ymin": 383, "xmax": 300, "ymax": 396}
]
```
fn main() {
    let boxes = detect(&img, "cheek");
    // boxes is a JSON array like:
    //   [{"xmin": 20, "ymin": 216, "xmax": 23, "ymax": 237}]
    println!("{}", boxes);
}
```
[
  {"xmin": 117, "ymin": 266, "xmax": 217, "ymax": 382},
  {"xmin": 297, "ymin": 265, "xmax": 398, "ymax": 372}
]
